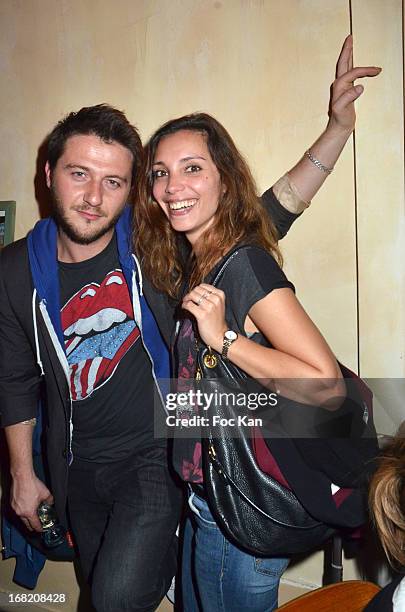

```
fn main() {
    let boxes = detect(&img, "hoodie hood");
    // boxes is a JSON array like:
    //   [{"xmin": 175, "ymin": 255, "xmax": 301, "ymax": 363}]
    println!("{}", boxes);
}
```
[
  {"xmin": 27, "ymin": 206, "xmax": 169, "ymax": 382},
  {"xmin": 27, "ymin": 216, "xmax": 64, "ymax": 347}
]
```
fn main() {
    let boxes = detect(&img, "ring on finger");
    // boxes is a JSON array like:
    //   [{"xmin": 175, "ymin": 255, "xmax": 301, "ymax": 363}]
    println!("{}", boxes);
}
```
[{"xmin": 197, "ymin": 292, "xmax": 208, "ymax": 306}]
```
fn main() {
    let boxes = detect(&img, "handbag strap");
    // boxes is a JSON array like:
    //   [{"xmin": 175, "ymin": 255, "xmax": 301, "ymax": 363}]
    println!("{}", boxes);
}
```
[
  {"xmin": 195, "ymin": 245, "xmax": 254, "ymax": 352},
  {"xmin": 173, "ymin": 244, "xmax": 255, "ymax": 345},
  {"xmin": 210, "ymin": 244, "xmax": 254, "ymax": 289}
]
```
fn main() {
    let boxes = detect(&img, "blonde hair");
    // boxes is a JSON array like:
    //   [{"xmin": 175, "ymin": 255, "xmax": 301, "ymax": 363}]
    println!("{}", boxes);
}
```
[{"xmin": 369, "ymin": 424, "xmax": 405, "ymax": 568}]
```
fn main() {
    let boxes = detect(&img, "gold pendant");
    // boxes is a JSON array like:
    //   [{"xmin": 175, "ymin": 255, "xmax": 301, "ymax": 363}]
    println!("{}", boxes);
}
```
[{"xmin": 203, "ymin": 352, "xmax": 217, "ymax": 369}]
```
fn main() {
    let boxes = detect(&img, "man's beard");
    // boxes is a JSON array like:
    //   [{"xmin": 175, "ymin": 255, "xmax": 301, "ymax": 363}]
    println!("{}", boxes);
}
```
[{"xmin": 51, "ymin": 188, "xmax": 123, "ymax": 245}]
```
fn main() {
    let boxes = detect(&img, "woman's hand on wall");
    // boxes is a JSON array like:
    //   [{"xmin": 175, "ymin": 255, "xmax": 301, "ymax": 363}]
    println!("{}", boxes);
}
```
[
  {"xmin": 286, "ymin": 35, "xmax": 382, "ymax": 204},
  {"xmin": 327, "ymin": 34, "xmax": 382, "ymax": 135}
]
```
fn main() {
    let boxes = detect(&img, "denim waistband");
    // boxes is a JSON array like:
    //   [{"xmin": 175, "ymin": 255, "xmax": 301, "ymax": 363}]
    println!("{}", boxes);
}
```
[{"xmin": 189, "ymin": 482, "xmax": 208, "ymax": 500}]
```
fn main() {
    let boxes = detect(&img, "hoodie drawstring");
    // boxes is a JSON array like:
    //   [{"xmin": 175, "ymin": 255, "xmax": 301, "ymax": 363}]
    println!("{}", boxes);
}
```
[
  {"xmin": 132, "ymin": 254, "xmax": 143, "ymax": 296},
  {"xmin": 132, "ymin": 255, "xmax": 143, "ymax": 330},
  {"xmin": 32, "ymin": 290, "xmax": 45, "ymax": 376}
]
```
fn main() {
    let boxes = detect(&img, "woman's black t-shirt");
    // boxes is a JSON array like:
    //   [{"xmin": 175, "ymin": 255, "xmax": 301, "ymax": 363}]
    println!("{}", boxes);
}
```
[{"xmin": 172, "ymin": 246, "xmax": 295, "ymax": 483}]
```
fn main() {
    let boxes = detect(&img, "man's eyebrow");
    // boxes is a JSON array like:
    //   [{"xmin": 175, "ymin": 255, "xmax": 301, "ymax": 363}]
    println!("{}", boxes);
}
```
[
  {"xmin": 64, "ymin": 163, "xmax": 90, "ymax": 171},
  {"xmin": 108, "ymin": 175, "xmax": 128, "ymax": 183},
  {"xmin": 63, "ymin": 163, "xmax": 128, "ymax": 182},
  {"xmin": 152, "ymin": 155, "xmax": 206, "ymax": 166}
]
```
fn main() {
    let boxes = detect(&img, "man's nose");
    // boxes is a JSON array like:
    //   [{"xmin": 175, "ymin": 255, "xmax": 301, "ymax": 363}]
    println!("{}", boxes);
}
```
[{"xmin": 84, "ymin": 180, "xmax": 103, "ymax": 206}]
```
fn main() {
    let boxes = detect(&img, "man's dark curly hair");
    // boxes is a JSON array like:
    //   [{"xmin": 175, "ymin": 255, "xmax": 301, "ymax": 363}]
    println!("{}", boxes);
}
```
[{"xmin": 47, "ymin": 103, "xmax": 143, "ymax": 188}]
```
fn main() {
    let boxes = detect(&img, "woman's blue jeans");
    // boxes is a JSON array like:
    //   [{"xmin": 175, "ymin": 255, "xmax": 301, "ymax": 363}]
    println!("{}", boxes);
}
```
[{"xmin": 182, "ymin": 491, "xmax": 289, "ymax": 612}]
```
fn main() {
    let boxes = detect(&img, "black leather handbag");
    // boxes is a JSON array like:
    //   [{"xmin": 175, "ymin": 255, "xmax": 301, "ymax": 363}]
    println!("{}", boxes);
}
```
[
  {"xmin": 197, "ymin": 246, "xmax": 372, "ymax": 557},
  {"xmin": 198, "ymin": 350, "xmax": 336, "ymax": 557}
]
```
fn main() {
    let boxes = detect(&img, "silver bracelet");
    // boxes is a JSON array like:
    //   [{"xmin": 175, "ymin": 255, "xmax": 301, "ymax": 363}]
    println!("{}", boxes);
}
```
[
  {"xmin": 305, "ymin": 150, "xmax": 333, "ymax": 175},
  {"xmin": 21, "ymin": 417, "xmax": 37, "ymax": 426}
]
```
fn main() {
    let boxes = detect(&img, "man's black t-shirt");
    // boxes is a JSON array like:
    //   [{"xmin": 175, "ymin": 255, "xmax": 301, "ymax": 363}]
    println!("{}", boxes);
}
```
[{"xmin": 59, "ymin": 234, "xmax": 163, "ymax": 462}]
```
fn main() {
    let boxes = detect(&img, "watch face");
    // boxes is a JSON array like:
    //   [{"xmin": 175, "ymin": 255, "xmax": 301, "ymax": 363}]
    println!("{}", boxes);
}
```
[{"xmin": 225, "ymin": 330, "xmax": 237, "ymax": 341}]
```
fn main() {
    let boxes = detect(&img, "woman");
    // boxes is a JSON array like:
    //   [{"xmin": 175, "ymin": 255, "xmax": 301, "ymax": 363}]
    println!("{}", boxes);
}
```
[
  {"xmin": 134, "ymin": 35, "xmax": 382, "ymax": 610},
  {"xmin": 365, "ymin": 426, "xmax": 405, "ymax": 611},
  {"xmin": 135, "ymin": 110, "xmax": 349, "ymax": 612}
]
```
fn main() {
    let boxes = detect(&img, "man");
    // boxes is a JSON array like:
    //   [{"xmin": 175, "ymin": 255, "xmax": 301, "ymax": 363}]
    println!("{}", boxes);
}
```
[
  {"xmin": 0, "ymin": 37, "xmax": 379, "ymax": 612},
  {"xmin": 0, "ymin": 105, "xmax": 184, "ymax": 611}
]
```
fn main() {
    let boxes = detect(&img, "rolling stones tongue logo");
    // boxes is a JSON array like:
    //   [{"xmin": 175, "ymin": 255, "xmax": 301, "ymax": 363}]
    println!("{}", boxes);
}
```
[{"xmin": 61, "ymin": 269, "xmax": 140, "ymax": 400}]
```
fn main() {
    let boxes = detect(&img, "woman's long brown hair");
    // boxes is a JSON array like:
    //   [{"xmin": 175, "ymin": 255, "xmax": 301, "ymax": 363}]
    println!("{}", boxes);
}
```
[
  {"xmin": 369, "ymin": 426, "xmax": 405, "ymax": 568},
  {"xmin": 134, "ymin": 113, "xmax": 282, "ymax": 299}
]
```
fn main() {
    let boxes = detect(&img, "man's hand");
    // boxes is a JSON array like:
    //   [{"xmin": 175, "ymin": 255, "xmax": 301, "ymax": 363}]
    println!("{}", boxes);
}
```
[
  {"xmin": 5, "ymin": 421, "xmax": 53, "ymax": 532},
  {"xmin": 328, "ymin": 34, "xmax": 381, "ymax": 134},
  {"xmin": 10, "ymin": 472, "xmax": 53, "ymax": 532}
]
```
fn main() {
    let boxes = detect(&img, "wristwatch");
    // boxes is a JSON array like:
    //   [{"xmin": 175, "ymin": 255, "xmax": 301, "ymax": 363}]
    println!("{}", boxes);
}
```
[{"xmin": 221, "ymin": 330, "xmax": 238, "ymax": 359}]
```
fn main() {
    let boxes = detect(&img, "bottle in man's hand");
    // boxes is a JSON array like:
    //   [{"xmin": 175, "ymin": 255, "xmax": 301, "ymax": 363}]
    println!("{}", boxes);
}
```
[{"xmin": 37, "ymin": 501, "xmax": 66, "ymax": 548}]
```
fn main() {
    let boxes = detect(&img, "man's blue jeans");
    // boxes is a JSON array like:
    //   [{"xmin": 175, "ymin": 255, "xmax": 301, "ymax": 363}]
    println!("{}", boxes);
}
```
[
  {"xmin": 182, "ymin": 492, "xmax": 289, "ymax": 612},
  {"xmin": 67, "ymin": 446, "xmax": 182, "ymax": 612}
]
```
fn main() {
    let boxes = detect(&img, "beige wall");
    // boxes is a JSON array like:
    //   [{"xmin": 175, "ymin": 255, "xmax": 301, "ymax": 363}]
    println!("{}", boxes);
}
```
[{"xmin": 1, "ymin": 0, "xmax": 404, "ymax": 609}]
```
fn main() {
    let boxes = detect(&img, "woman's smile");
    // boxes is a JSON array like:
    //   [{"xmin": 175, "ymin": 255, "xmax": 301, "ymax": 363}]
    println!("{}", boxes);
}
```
[{"xmin": 167, "ymin": 198, "xmax": 197, "ymax": 213}]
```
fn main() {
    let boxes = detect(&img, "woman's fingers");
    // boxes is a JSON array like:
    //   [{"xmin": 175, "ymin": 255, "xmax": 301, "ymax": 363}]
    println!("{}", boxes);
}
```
[
  {"xmin": 336, "ymin": 34, "xmax": 353, "ymax": 78},
  {"xmin": 332, "ymin": 85, "xmax": 364, "ymax": 115},
  {"xmin": 333, "ymin": 66, "xmax": 382, "ymax": 99},
  {"xmin": 182, "ymin": 284, "xmax": 226, "ymax": 350},
  {"xmin": 182, "ymin": 284, "xmax": 222, "ymax": 308}
]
